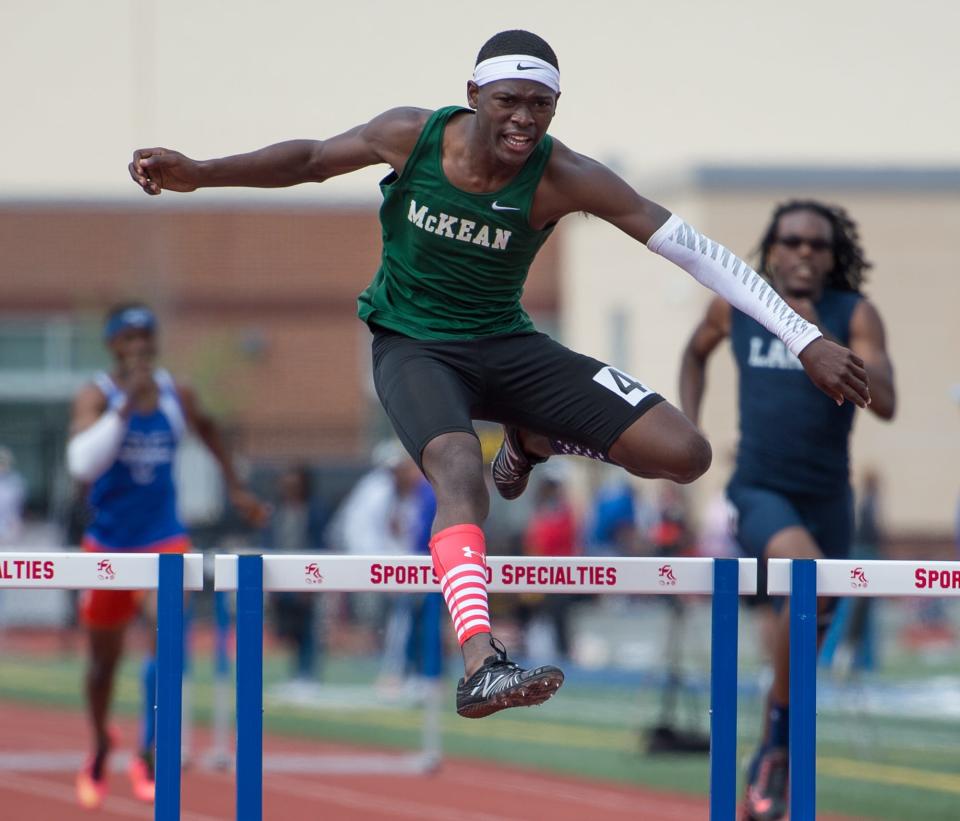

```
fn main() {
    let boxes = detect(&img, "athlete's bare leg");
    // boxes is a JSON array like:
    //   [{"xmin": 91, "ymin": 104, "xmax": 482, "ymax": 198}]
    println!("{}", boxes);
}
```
[
  {"xmin": 140, "ymin": 593, "xmax": 160, "ymax": 761},
  {"xmin": 743, "ymin": 525, "xmax": 829, "ymax": 814},
  {"xmin": 421, "ymin": 431, "xmax": 492, "ymax": 677},
  {"xmin": 521, "ymin": 401, "xmax": 712, "ymax": 484},
  {"xmin": 764, "ymin": 526, "xmax": 827, "ymax": 705},
  {"xmin": 85, "ymin": 626, "xmax": 125, "ymax": 764}
]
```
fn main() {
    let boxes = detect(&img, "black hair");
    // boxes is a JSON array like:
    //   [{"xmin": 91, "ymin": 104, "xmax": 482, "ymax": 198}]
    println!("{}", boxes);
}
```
[
  {"xmin": 476, "ymin": 30, "xmax": 558, "ymax": 70},
  {"xmin": 756, "ymin": 200, "xmax": 871, "ymax": 293}
]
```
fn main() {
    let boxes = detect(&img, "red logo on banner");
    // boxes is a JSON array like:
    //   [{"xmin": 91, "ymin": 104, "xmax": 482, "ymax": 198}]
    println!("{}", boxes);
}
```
[
  {"xmin": 850, "ymin": 566, "xmax": 869, "ymax": 589},
  {"xmin": 658, "ymin": 564, "xmax": 678, "ymax": 586},
  {"xmin": 96, "ymin": 559, "xmax": 116, "ymax": 581},
  {"xmin": 304, "ymin": 562, "xmax": 324, "ymax": 585}
]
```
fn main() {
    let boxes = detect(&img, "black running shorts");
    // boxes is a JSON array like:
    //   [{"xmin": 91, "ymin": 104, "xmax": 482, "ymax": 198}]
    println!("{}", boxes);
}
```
[{"xmin": 370, "ymin": 325, "xmax": 664, "ymax": 466}]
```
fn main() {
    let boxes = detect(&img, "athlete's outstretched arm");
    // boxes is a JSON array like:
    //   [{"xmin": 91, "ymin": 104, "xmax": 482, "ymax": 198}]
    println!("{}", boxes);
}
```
[
  {"xmin": 679, "ymin": 298, "xmax": 731, "ymax": 427},
  {"xmin": 129, "ymin": 107, "xmax": 429, "ymax": 195},
  {"xmin": 176, "ymin": 384, "xmax": 271, "ymax": 528},
  {"xmin": 66, "ymin": 373, "xmax": 154, "ymax": 483},
  {"xmin": 849, "ymin": 300, "xmax": 895, "ymax": 420},
  {"xmin": 66, "ymin": 385, "xmax": 119, "ymax": 483},
  {"xmin": 543, "ymin": 145, "xmax": 870, "ymax": 409}
]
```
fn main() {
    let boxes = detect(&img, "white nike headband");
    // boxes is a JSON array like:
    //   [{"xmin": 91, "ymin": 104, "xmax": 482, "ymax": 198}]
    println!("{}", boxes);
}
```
[{"xmin": 473, "ymin": 54, "xmax": 560, "ymax": 94}]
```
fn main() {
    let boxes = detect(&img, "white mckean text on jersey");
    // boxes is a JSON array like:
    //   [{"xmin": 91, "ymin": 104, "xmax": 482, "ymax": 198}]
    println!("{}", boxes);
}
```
[{"xmin": 407, "ymin": 199, "xmax": 512, "ymax": 250}]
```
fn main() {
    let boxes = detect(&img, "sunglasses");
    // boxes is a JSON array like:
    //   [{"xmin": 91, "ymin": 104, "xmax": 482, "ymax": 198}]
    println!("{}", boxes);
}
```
[{"xmin": 774, "ymin": 236, "xmax": 833, "ymax": 252}]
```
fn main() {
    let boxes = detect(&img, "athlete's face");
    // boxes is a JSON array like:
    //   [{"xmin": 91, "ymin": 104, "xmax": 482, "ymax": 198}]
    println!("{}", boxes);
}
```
[
  {"xmin": 467, "ymin": 79, "xmax": 558, "ymax": 167},
  {"xmin": 766, "ymin": 210, "xmax": 835, "ymax": 299},
  {"xmin": 108, "ymin": 327, "xmax": 157, "ymax": 378}
]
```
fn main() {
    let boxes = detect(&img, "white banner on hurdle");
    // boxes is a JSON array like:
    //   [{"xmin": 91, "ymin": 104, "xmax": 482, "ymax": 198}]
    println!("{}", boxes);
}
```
[
  {"xmin": 0, "ymin": 552, "xmax": 204, "ymax": 590},
  {"xmin": 768, "ymin": 558, "xmax": 960, "ymax": 597},
  {"xmin": 215, "ymin": 554, "xmax": 757, "ymax": 594}
]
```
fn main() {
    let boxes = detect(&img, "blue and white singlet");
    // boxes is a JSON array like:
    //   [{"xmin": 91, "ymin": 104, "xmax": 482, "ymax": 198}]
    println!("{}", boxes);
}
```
[{"xmin": 85, "ymin": 369, "xmax": 187, "ymax": 549}]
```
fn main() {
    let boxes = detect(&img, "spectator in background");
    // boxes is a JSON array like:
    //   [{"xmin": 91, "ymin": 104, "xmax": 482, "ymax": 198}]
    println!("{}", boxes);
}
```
[
  {"xmin": 821, "ymin": 470, "xmax": 884, "ymax": 673},
  {"xmin": 330, "ymin": 440, "xmax": 421, "ymax": 556},
  {"xmin": 264, "ymin": 465, "xmax": 327, "ymax": 681},
  {"xmin": 403, "ymin": 470, "xmax": 444, "ymax": 691},
  {"xmin": 587, "ymin": 475, "xmax": 655, "ymax": 557},
  {"xmin": 516, "ymin": 466, "xmax": 581, "ymax": 661},
  {"xmin": 645, "ymin": 484, "xmax": 711, "ymax": 754},
  {"xmin": 327, "ymin": 441, "xmax": 430, "ymax": 690},
  {"xmin": 648, "ymin": 483, "xmax": 692, "ymax": 558},
  {"xmin": 822, "ymin": 468, "xmax": 893, "ymax": 673},
  {"xmin": 0, "ymin": 446, "xmax": 25, "ymax": 545}
]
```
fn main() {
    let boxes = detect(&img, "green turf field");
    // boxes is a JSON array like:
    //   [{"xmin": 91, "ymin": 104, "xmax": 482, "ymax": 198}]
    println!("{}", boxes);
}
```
[{"xmin": 2, "ymin": 647, "xmax": 960, "ymax": 820}]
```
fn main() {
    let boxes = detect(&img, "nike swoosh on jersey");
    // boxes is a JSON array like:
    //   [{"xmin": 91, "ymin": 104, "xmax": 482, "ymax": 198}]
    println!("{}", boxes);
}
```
[{"xmin": 491, "ymin": 201, "xmax": 521, "ymax": 211}]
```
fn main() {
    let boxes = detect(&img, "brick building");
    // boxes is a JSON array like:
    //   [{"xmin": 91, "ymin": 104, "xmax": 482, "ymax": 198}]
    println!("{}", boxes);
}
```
[{"xmin": 0, "ymin": 203, "xmax": 561, "ymax": 512}]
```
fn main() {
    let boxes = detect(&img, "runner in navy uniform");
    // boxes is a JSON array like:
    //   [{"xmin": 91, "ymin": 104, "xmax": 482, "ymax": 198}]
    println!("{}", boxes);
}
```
[{"xmin": 679, "ymin": 201, "xmax": 896, "ymax": 820}]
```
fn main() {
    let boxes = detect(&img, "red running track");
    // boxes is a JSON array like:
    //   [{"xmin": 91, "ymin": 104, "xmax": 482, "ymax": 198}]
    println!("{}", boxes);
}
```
[{"xmin": 0, "ymin": 701, "xmax": 855, "ymax": 820}]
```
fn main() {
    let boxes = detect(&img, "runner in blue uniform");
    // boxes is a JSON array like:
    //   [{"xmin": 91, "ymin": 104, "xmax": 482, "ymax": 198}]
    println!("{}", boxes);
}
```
[
  {"xmin": 679, "ymin": 201, "xmax": 896, "ymax": 820},
  {"xmin": 67, "ymin": 304, "xmax": 268, "ymax": 809}
]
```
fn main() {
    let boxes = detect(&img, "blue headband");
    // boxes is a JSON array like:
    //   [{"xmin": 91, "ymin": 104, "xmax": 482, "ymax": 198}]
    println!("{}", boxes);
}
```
[{"xmin": 104, "ymin": 307, "xmax": 156, "ymax": 341}]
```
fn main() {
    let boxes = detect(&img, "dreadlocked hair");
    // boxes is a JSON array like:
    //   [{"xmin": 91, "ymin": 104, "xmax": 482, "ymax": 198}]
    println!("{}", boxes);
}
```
[
  {"xmin": 476, "ymin": 30, "xmax": 558, "ymax": 69},
  {"xmin": 756, "ymin": 200, "xmax": 871, "ymax": 293}
]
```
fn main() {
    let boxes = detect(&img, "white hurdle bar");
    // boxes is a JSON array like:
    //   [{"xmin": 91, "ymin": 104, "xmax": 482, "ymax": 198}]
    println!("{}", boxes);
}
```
[
  {"xmin": 767, "ymin": 558, "xmax": 960, "ymax": 597},
  {"xmin": 216, "ymin": 554, "xmax": 757, "ymax": 821},
  {"xmin": 0, "ymin": 552, "xmax": 203, "ymax": 821},
  {"xmin": 215, "ymin": 554, "xmax": 758, "ymax": 595},
  {"xmin": 767, "ymin": 557, "xmax": 960, "ymax": 821}
]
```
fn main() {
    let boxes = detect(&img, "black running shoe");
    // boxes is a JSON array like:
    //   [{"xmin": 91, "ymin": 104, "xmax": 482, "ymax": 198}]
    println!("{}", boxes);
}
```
[
  {"xmin": 491, "ymin": 426, "xmax": 546, "ymax": 500},
  {"xmin": 741, "ymin": 746, "xmax": 788, "ymax": 821},
  {"xmin": 456, "ymin": 639, "xmax": 564, "ymax": 719}
]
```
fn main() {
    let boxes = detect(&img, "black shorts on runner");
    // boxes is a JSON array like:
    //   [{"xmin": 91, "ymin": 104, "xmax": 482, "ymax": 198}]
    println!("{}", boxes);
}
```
[
  {"xmin": 726, "ymin": 477, "xmax": 854, "ymax": 610},
  {"xmin": 370, "ymin": 325, "xmax": 665, "ymax": 467}
]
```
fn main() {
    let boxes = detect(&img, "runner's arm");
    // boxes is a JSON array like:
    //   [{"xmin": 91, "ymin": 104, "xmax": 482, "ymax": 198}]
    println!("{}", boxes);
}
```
[
  {"xmin": 679, "ymin": 298, "xmax": 731, "ymax": 428},
  {"xmin": 129, "ymin": 107, "xmax": 430, "ymax": 195},
  {"xmin": 849, "ymin": 299, "xmax": 895, "ymax": 420},
  {"xmin": 176, "ymin": 384, "xmax": 271, "ymax": 527},
  {"xmin": 543, "ymin": 146, "xmax": 870, "ymax": 408},
  {"xmin": 66, "ymin": 385, "xmax": 125, "ymax": 482}
]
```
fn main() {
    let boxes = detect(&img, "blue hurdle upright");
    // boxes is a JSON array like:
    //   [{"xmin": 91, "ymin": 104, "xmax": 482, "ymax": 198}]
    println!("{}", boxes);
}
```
[
  {"xmin": 0, "ymin": 551, "xmax": 202, "ymax": 821},
  {"xmin": 768, "ymin": 556, "xmax": 960, "ymax": 821},
  {"xmin": 215, "ymin": 553, "xmax": 756, "ymax": 821}
]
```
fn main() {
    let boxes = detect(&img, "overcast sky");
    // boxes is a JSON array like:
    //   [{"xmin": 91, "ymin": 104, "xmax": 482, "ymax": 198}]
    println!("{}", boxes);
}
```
[{"xmin": 3, "ymin": 0, "xmax": 957, "ymax": 202}]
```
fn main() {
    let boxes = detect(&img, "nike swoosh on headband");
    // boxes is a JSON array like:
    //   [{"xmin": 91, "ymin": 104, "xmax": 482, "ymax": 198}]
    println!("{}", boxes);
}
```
[{"xmin": 516, "ymin": 63, "xmax": 540, "ymax": 70}]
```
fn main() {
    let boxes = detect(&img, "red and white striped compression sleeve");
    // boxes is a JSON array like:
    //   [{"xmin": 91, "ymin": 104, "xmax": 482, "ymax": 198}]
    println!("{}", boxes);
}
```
[{"xmin": 429, "ymin": 524, "xmax": 491, "ymax": 646}]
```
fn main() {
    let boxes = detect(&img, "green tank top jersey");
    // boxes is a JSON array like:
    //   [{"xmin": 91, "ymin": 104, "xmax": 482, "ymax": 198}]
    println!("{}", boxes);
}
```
[{"xmin": 357, "ymin": 106, "xmax": 556, "ymax": 339}]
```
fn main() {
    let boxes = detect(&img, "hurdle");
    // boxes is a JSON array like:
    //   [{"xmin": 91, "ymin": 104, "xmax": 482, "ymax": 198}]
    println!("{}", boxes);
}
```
[
  {"xmin": 769, "ymin": 557, "xmax": 960, "ymax": 821},
  {"xmin": 215, "ymin": 554, "xmax": 757, "ymax": 821},
  {"xmin": 0, "ymin": 551, "xmax": 203, "ymax": 821}
]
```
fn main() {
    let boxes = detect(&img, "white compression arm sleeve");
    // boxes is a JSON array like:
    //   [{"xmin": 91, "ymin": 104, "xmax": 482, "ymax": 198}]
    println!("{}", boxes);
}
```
[
  {"xmin": 67, "ymin": 410, "xmax": 127, "ymax": 483},
  {"xmin": 647, "ymin": 214, "xmax": 822, "ymax": 357}
]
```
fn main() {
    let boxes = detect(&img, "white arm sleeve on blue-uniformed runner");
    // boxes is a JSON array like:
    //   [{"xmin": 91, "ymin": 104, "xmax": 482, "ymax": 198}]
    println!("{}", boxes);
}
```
[
  {"xmin": 647, "ymin": 214, "xmax": 823, "ymax": 357},
  {"xmin": 67, "ymin": 410, "xmax": 127, "ymax": 483}
]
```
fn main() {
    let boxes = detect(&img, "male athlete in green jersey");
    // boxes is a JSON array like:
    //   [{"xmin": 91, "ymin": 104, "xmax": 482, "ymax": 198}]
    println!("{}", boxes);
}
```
[{"xmin": 130, "ymin": 30, "xmax": 870, "ymax": 720}]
